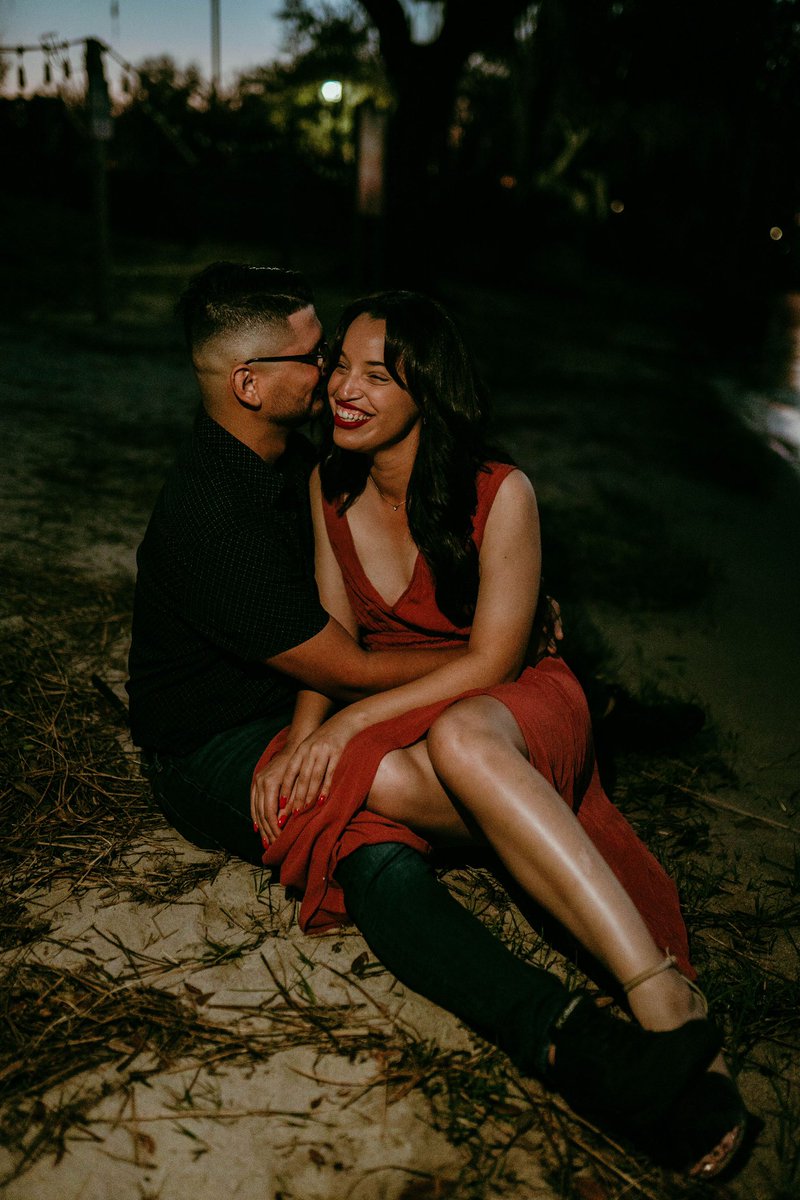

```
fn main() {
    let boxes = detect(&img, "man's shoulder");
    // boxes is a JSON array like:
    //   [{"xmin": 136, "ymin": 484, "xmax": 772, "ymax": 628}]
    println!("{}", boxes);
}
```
[
  {"xmin": 144, "ymin": 433, "xmax": 238, "ymax": 555},
  {"xmin": 145, "ymin": 421, "xmax": 317, "ymax": 552}
]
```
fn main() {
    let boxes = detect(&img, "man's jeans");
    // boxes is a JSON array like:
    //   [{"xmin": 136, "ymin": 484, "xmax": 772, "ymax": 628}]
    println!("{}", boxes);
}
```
[
  {"xmin": 143, "ymin": 712, "xmax": 290, "ymax": 865},
  {"xmin": 143, "ymin": 717, "xmax": 569, "ymax": 1079}
]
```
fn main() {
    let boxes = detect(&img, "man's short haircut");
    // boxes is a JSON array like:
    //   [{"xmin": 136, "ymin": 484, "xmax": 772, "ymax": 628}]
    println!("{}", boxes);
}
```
[{"xmin": 176, "ymin": 262, "xmax": 315, "ymax": 353}]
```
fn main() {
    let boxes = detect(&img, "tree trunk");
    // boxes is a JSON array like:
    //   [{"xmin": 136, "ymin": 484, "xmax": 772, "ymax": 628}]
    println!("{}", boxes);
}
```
[{"xmin": 358, "ymin": 0, "xmax": 531, "ymax": 284}]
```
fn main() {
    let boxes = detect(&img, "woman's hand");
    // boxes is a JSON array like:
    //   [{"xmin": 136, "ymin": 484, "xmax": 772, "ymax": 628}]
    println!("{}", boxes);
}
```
[
  {"xmin": 277, "ymin": 709, "xmax": 366, "ymax": 821},
  {"xmin": 250, "ymin": 709, "xmax": 365, "ymax": 845},
  {"xmin": 250, "ymin": 745, "xmax": 297, "ymax": 845}
]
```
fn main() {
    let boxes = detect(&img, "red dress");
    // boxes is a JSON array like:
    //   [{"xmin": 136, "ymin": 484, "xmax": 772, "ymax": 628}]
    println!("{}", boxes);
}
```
[{"xmin": 256, "ymin": 463, "xmax": 694, "ymax": 977}]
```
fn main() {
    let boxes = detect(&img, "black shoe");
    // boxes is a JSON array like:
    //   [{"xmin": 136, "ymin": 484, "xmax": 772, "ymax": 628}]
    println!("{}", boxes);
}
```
[
  {"xmin": 647, "ymin": 1069, "xmax": 750, "ymax": 1177},
  {"xmin": 547, "ymin": 995, "xmax": 722, "ymax": 1136}
]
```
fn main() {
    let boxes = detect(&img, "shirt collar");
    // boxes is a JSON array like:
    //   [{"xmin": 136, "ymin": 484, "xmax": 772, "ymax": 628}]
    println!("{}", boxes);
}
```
[{"xmin": 196, "ymin": 410, "xmax": 292, "ymax": 501}]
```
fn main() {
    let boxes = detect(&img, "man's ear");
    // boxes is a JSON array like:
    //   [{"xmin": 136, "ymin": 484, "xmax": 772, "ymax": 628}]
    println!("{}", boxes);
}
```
[{"xmin": 231, "ymin": 364, "xmax": 262, "ymax": 411}]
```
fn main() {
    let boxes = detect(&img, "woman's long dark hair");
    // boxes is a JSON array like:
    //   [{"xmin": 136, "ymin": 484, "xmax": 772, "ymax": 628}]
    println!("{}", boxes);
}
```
[{"xmin": 319, "ymin": 291, "xmax": 512, "ymax": 626}]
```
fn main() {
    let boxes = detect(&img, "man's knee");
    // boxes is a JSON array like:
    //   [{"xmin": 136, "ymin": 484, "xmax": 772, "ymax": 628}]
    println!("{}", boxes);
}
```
[{"xmin": 336, "ymin": 842, "xmax": 430, "ymax": 916}]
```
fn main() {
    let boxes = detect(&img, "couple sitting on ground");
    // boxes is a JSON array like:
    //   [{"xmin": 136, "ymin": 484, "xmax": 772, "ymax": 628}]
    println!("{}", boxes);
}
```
[{"xmin": 127, "ymin": 262, "xmax": 748, "ymax": 1177}]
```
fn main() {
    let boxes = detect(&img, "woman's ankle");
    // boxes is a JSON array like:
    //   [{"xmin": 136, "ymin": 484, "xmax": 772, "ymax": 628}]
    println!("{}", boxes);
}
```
[{"xmin": 627, "ymin": 968, "xmax": 704, "ymax": 1031}]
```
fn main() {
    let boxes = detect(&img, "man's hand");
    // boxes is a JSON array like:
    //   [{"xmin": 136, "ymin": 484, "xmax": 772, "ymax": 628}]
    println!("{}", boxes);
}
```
[{"xmin": 531, "ymin": 594, "xmax": 564, "ymax": 662}]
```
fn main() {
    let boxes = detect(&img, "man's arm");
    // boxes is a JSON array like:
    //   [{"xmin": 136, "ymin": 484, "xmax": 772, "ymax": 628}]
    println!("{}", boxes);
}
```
[{"xmin": 266, "ymin": 617, "xmax": 464, "ymax": 700}]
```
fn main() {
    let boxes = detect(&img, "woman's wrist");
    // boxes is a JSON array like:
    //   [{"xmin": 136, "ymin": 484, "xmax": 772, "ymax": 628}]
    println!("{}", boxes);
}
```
[
  {"xmin": 340, "ymin": 702, "xmax": 373, "ymax": 736},
  {"xmin": 286, "ymin": 727, "xmax": 318, "ymax": 752}
]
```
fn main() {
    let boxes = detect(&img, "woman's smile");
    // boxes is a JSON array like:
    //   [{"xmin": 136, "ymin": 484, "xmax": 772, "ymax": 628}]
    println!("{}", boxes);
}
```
[
  {"xmin": 333, "ymin": 400, "xmax": 373, "ymax": 429},
  {"xmin": 328, "ymin": 315, "xmax": 421, "ymax": 451}
]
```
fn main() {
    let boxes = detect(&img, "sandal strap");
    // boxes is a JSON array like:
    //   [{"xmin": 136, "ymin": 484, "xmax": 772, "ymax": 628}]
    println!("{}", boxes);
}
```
[{"xmin": 623, "ymin": 952, "xmax": 678, "ymax": 995}]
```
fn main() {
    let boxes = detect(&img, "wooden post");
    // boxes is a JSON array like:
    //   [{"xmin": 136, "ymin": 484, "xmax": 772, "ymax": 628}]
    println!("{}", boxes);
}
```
[
  {"xmin": 85, "ymin": 38, "xmax": 112, "ymax": 323},
  {"xmin": 354, "ymin": 100, "xmax": 388, "ymax": 287},
  {"xmin": 210, "ymin": 0, "xmax": 221, "ymax": 94}
]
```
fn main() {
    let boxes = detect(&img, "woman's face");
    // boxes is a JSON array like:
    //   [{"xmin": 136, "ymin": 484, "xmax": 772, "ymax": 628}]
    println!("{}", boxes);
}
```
[{"xmin": 328, "ymin": 315, "xmax": 421, "ymax": 453}]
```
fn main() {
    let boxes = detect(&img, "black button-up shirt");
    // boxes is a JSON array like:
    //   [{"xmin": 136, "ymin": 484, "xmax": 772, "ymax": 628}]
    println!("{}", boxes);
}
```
[{"xmin": 127, "ymin": 411, "xmax": 328, "ymax": 754}]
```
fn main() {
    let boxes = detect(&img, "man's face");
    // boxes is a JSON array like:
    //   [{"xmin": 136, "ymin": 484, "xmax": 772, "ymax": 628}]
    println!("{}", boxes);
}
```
[{"xmin": 252, "ymin": 305, "xmax": 325, "ymax": 426}]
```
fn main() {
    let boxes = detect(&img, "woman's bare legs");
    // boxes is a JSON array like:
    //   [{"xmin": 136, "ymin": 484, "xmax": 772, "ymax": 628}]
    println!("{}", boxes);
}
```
[
  {"xmin": 368, "ymin": 697, "xmax": 741, "ymax": 1172},
  {"xmin": 369, "ymin": 740, "xmax": 474, "ymax": 842}
]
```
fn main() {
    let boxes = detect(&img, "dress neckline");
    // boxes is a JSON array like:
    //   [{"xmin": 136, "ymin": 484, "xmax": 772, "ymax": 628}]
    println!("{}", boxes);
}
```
[{"xmin": 340, "ymin": 510, "xmax": 422, "ymax": 610}]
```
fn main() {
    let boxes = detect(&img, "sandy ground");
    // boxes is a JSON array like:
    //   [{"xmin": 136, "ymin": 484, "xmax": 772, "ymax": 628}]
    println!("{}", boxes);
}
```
[{"xmin": 1, "ymin": 255, "xmax": 799, "ymax": 1200}]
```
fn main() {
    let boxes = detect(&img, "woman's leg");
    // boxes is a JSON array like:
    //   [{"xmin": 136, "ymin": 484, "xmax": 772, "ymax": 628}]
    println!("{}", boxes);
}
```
[
  {"xmin": 424, "ymin": 695, "xmax": 742, "ymax": 1173},
  {"xmin": 367, "ymin": 741, "xmax": 474, "ymax": 842},
  {"xmin": 369, "ymin": 722, "xmax": 714, "ymax": 1033},
  {"xmin": 425, "ymin": 697, "xmax": 668, "ymax": 989}
]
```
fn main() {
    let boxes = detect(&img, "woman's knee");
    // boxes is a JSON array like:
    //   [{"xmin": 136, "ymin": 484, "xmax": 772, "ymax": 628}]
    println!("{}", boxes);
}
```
[{"xmin": 427, "ymin": 698, "xmax": 504, "ymax": 777}]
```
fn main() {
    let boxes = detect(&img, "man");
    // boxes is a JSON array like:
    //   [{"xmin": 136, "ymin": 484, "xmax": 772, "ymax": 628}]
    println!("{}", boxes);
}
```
[
  {"xmin": 127, "ymin": 263, "xmax": 720, "ymax": 1150},
  {"xmin": 128, "ymin": 263, "xmax": 467, "ymax": 860}
]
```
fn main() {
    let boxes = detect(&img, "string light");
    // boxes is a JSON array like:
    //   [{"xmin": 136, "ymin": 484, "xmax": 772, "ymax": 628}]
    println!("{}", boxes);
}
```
[{"xmin": 0, "ymin": 38, "xmax": 81, "ymax": 92}]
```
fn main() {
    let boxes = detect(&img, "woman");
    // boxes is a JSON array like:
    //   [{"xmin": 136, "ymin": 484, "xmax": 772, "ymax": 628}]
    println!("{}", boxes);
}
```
[{"xmin": 252, "ymin": 291, "xmax": 747, "ymax": 1175}]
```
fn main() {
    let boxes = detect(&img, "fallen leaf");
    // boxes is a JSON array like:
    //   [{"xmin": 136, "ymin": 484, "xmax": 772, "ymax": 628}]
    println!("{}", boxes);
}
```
[{"xmin": 350, "ymin": 951, "xmax": 370, "ymax": 976}]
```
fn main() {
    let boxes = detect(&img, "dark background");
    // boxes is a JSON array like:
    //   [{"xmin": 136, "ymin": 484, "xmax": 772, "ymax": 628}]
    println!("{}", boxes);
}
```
[{"xmin": 2, "ymin": 0, "xmax": 799, "ymax": 323}]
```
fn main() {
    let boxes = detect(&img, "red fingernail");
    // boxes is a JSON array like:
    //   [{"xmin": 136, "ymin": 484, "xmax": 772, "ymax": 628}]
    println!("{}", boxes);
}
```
[
  {"xmin": 279, "ymin": 796, "xmax": 288, "ymax": 810},
  {"xmin": 262, "ymin": 836, "xmax": 270, "ymax": 848},
  {"xmin": 253, "ymin": 822, "xmax": 259, "ymax": 832},
  {"xmin": 278, "ymin": 814, "xmax": 287, "ymax": 828},
  {"xmin": 317, "ymin": 794, "xmax": 326, "ymax": 807}
]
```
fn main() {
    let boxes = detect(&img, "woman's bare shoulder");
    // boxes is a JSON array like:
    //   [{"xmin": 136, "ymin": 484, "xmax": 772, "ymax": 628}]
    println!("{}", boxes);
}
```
[{"xmin": 487, "ymin": 465, "xmax": 537, "ymax": 508}]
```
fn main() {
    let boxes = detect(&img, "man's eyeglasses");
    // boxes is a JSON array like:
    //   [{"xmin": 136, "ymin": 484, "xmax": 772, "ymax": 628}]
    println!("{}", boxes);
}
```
[{"xmin": 245, "ymin": 341, "xmax": 328, "ymax": 369}]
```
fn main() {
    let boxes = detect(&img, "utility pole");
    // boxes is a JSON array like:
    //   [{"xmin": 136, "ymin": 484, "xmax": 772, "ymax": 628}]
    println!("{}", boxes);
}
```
[
  {"xmin": 210, "ymin": 0, "xmax": 221, "ymax": 93},
  {"xmin": 85, "ymin": 38, "xmax": 112, "ymax": 322}
]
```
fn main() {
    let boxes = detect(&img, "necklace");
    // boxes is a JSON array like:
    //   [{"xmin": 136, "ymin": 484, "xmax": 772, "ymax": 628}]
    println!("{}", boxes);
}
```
[{"xmin": 369, "ymin": 473, "xmax": 406, "ymax": 511}]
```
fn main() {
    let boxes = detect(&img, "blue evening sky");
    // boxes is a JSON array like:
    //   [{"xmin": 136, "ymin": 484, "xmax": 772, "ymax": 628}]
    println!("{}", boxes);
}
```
[{"xmin": 0, "ymin": 0, "xmax": 289, "ymax": 91}]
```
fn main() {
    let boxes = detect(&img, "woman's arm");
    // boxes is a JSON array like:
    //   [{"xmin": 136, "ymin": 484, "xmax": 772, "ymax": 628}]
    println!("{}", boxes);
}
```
[{"xmin": 282, "ymin": 469, "xmax": 542, "ymax": 810}]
